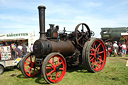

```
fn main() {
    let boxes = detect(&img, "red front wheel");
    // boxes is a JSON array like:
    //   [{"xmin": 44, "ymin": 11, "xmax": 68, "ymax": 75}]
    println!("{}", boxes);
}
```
[
  {"xmin": 20, "ymin": 53, "xmax": 41, "ymax": 77},
  {"xmin": 42, "ymin": 53, "xmax": 66, "ymax": 83},
  {"xmin": 82, "ymin": 38, "xmax": 106, "ymax": 72}
]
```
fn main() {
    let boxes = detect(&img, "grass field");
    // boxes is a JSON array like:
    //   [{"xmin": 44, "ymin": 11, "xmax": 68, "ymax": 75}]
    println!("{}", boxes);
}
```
[{"xmin": 0, "ymin": 57, "xmax": 128, "ymax": 85}]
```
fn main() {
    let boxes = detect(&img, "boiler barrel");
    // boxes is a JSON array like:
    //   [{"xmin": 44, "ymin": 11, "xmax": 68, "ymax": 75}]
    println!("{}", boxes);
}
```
[
  {"xmin": 50, "ymin": 40, "xmax": 75, "ymax": 56},
  {"xmin": 33, "ymin": 40, "xmax": 75, "ymax": 57}
]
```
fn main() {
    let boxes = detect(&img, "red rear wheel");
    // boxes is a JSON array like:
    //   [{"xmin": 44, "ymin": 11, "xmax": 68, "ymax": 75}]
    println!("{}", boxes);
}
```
[
  {"xmin": 82, "ymin": 38, "xmax": 106, "ymax": 72},
  {"xmin": 21, "ymin": 53, "xmax": 41, "ymax": 77},
  {"xmin": 42, "ymin": 53, "xmax": 66, "ymax": 83}
]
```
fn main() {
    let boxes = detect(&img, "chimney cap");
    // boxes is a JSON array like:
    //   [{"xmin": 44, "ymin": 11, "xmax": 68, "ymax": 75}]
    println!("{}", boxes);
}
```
[{"xmin": 38, "ymin": 5, "xmax": 46, "ymax": 9}]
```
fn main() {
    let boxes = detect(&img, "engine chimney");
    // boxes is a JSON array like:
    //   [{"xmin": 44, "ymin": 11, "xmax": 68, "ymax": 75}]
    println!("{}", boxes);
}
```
[{"xmin": 38, "ymin": 5, "xmax": 47, "ymax": 40}]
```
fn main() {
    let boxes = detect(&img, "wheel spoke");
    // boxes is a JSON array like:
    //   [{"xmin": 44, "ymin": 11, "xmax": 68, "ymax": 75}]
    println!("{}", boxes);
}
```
[
  {"xmin": 56, "ymin": 60, "xmax": 62, "ymax": 66},
  {"xmin": 52, "ymin": 57, "xmax": 54, "ymax": 64},
  {"xmin": 77, "ymin": 30, "xmax": 82, "ymax": 35},
  {"xmin": 96, "ymin": 62, "xmax": 100, "ymax": 67},
  {"xmin": 59, "ymin": 68, "xmax": 64, "ymax": 71},
  {"xmin": 33, "ymin": 68, "xmax": 36, "ymax": 75},
  {"xmin": 96, "ymin": 62, "xmax": 101, "ymax": 71},
  {"xmin": 96, "ymin": 43, "xmax": 101, "ymax": 50},
  {"xmin": 30, "ymin": 56, "xmax": 32, "ymax": 62},
  {"xmin": 29, "ymin": 68, "xmax": 32, "ymax": 75},
  {"xmin": 57, "ymin": 62, "xmax": 62, "ymax": 66},
  {"xmin": 26, "ymin": 67, "xmax": 31, "ymax": 72},
  {"xmin": 57, "ymin": 58, "xmax": 60, "ymax": 64},
  {"xmin": 96, "ymin": 66, "xmax": 99, "ymax": 71},
  {"xmin": 26, "ymin": 59, "xmax": 30, "ymax": 63},
  {"xmin": 90, "ymin": 56, "xmax": 93, "ymax": 59},
  {"xmin": 98, "ymin": 51, "xmax": 104, "ymax": 54},
  {"xmin": 49, "ymin": 61, "xmax": 54, "ymax": 66},
  {"xmin": 95, "ymin": 65, "xmax": 98, "ymax": 70},
  {"xmin": 91, "ymin": 47, "xmax": 95, "ymax": 52},
  {"xmin": 91, "ymin": 59, "xmax": 96, "ymax": 67},
  {"xmin": 94, "ymin": 44, "xmax": 96, "ymax": 49},
  {"xmin": 97, "ymin": 48, "xmax": 100, "ymax": 52},
  {"xmin": 46, "ymin": 66, "xmax": 52, "ymax": 69},
  {"xmin": 55, "ymin": 72, "xmax": 58, "ymax": 80},
  {"xmin": 90, "ymin": 57, "xmax": 94, "ymax": 62},
  {"xmin": 47, "ymin": 70, "xmax": 55, "ymax": 76},
  {"xmin": 24, "ymin": 62, "xmax": 29, "ymax": 66},
  {"xmin": 78, "ymin": 36, "xmax": 83, "ymax": 41},
  {"xmin": 57, "ymin": 72, "xmax": 61, "ymax": 76},
  {"xmin": 90, "ymin": 53, "xmax": 95, "ymax": 56},
  {"xmin": 93, "ymin": 61, "xmax": 99, "ymax": 70},
  {"xmin": 97, "ymin": 65, "xmax": 101, "ymax": 71},
  {"xmin": 91, "ymin": 62, "xmax": 95, "ymax": 68},
  {"xmin": 92, "ymin": 42, "xmax": 96, "ymax": 48},
  {"xmin": 97, "ymin": 58, "xmax": 103, "ymax": 64},
  {"xmin": 50, "ymin": 73, "xmax": 53, "ymax": 79}
]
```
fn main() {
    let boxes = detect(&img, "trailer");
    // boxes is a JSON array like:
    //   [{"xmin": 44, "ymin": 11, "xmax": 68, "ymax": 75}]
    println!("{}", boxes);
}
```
[
  {"xmin": 0, "ymin": 58, "xmax": 22, "ymax": 74},
  {"xmin": 0, "ymin": 45, "xmax": 22, "ymax": 74}
]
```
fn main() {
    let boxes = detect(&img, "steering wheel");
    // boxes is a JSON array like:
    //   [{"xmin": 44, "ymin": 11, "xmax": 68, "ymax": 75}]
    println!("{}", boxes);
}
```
[{"xmin": 75, "ymin": 23, "xmax": 91, "ymax": 47}]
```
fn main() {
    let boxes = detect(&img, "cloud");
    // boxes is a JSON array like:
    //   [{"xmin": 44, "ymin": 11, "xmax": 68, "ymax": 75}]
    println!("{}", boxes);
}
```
[
  {"xmin": 0, "ymin": 14, "xmax": 39, "ymax": 35},
  {"xmin": 84, "ymin": 2, "xmax": 102, "ymax": 7},
  {"xmin": 45, "ymin": 13, "xmax": 128, "ymax": 37},
  {"xmin": 122, "ymin": 0, "xmax": 128, "ymax": 4},
  {"xmin": 75, "ymin": 15, "xmax": 128, "ymax": 36},
  {"xmin": 0, "ymin": 14, "xmax": 38, "ymax": 24},
  {"xmin": 0, "ymin": 0, "xmax": 39, "ymax": 11},
  {"xmin": 0, "ymin": 0, "xmax": 6, "ymax": 4}
]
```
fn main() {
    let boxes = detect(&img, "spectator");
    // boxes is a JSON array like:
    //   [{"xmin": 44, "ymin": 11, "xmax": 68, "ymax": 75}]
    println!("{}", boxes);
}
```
[
  {"xmin": 18, "ymin": 43, "xmax": 22, "ymax": 51},
  {"xmin": 15, "ymin": 45, "xmax": 23, "ymax": 70},
  {"xmin": 105, "ymin": 42, "xmax": 108, "ymax": 51},
  {"xmin": 105, "ymin": 42, "xmax": 109, "ymax": 57},
  {"xmin": 30, "ymin": 43, "xmax": 33, "ymax": 52},
  {"xmin": 11, "ymin": 43, "xmax": 16, "ymax": 59},
  {"xmin": 22, "ymin": 44, "xmax": 27, "ymax": 56},
  {"xmin": 113, "ymin": 41, "xmax": 118, "ymax": 57},
  {"xmin": 107, "ymin": 42, "xmax": 112, "ymax": 57},
  {"xmin": 118, "ymin": 42, "xmax": 122, "ymax": 55},
  {"xmin": 15, "ymin": 45, "xmax": 23, "ymax": 58},
  {"xmin": 121, "ymin": 42, "xmax": 127, "ymax": 57}
]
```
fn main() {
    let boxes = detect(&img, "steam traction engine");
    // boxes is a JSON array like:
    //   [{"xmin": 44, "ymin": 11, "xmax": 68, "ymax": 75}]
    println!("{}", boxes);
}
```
[{"xmin": 20, "ymin": 5, "xmax": 106, "ymax": 83}]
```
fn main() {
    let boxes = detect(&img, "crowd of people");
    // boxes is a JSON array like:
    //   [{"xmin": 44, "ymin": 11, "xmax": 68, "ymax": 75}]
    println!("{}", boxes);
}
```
[
  {"xmin": 11, "ymin": 43, "xmax": 33, "ymax": 59},
  {"xmin": 0, "ymin": 41, "xmax": 34, "ymax": 60},
  {"xmin": 105, "ymin": 41, "xmax": 127, "ymax": 57}
]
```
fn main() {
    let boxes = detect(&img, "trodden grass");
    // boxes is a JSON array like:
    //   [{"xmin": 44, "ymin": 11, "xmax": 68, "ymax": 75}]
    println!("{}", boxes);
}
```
[{"xmin": 0, "ymin": 57, "xmax": 128, "ymax": 85}]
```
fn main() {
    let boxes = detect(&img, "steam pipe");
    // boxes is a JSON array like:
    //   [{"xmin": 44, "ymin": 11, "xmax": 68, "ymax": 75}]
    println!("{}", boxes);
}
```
[{"xmin": 38, "ymin": 5, "xmax": 47, "ymax": 40}]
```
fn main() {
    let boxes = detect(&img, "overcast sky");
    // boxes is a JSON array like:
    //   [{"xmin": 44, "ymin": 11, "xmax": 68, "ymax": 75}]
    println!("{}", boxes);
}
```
[{"xmin": 0, "ymin": 0, "xmax": 128, "ymax": 38}]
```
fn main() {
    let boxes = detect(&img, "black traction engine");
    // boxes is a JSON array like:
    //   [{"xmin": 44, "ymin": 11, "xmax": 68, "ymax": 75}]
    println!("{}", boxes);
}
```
[{"xmin": 20, "ymin": 5, "xmax": 106, "ymax": 84}]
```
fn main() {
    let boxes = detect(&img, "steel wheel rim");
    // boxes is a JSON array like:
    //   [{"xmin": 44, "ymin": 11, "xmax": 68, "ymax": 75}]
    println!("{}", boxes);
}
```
[
  {"xmin": 90, "ymin": 40, "xmax": 106, "ymax": 71},
  {"xmin": 23, "ymin": 55, "xmax": 40, "ymax": 77},
  {"xmin": 45, "ymin": 55, "xmax": 66, "ymax": 83}
]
